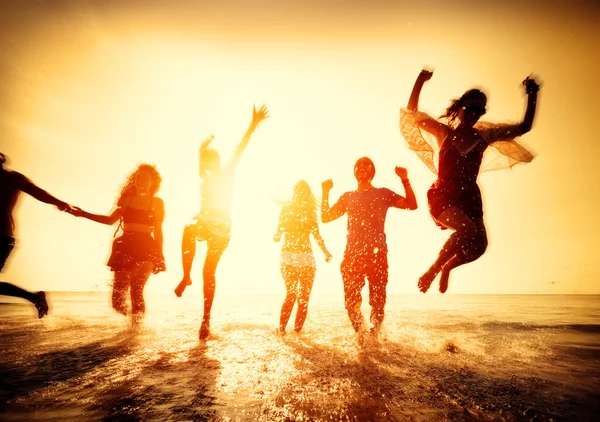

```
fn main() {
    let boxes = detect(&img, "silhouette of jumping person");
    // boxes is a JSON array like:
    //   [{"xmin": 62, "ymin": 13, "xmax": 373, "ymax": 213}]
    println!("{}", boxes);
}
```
[
  {"xmin": 274, "ymin": 180, "xmax": 332, "ymax": 334},
  {"xmin": 71, "ymin": 164, "xmax": 165, "ymax": 325},
  {"xmin": 0, "ymin": 152, "xmax": 74, "ymax": 318},
  {"xmin": 400, "ymin": 69, "xmax": 540, "ymax": 294},
  {"xmin": 174, "ymin": 105, "xmax": 269, "ymax": 340},
  {"xmin": 321, "ymin": 158, "xmax": 417, "ymax": 338}
]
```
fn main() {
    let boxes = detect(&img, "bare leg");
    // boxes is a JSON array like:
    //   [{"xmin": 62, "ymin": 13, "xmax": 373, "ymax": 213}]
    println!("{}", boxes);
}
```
[
  {"xmin": 175, "ymin": 224, "xmax": 199, "ymax": 297},
  {"xmin": 279, "ymin": 266, "xmax": 298, "ymax": 334},
  {"xmin": 419, "ymin": 207, "xmax": 479, "ymax": 293},
  {"xmin": 293, "ymin": 266, "xmax": 315, "ymax": 333},
  {"xmin": 112, "ymin": 271, "xmax": 129, "ymax": 316},
  {"xmin": 199, "ymin": 242, "xmax": 227, "ymax": 340},
  {"xmin": 439, "ymin": 218, "xmax": 488, "ymax": 293},
  {"xmin": 130, "ymin": 262, "xmax": 153, "ymax": 325},
  {"xmin": 0, "ymin": 282, "xmax": 49, "ymax": 318}
]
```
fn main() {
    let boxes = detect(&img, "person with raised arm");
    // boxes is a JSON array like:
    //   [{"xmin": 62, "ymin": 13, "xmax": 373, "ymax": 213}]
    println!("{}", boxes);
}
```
[
  {"xmin": 174, "ymin": 105, "xmax": 269, "ymax": 340},
  {"xmin": 400, "ymin": 69, "xmax": 540, "ymax": 294},
  {"xmin": 0, "ymin": 152, "xmax": 74, "ymax": 318},
  {"xmin": 321, "ymin": 158, "xmax": 417, "ymax": 339},
  {"xmin": 71, "ymin": 164, "xmax": 165, "ymax": 326}
]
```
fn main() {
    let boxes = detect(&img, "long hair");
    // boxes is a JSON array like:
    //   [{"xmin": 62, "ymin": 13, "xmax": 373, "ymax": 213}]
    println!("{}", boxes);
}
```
[
  {"xmin": 116, "ymin": 164, "xmax": 162, "ymax": 207},
  {"xmin": 0, "ymin": 152, "xmax": 6, "ymax": 169},
  {"xmin": 440, "ymin": 89, "xmax": 487, "ymax": 129},
  {"xmin": 286, "ymin": 180, "xmax": 318, "ymax": 227}
]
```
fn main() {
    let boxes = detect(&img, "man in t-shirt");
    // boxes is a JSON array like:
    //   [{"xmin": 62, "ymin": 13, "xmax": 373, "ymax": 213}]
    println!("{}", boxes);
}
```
[
  {"xmin": 321, "ymin": 157, "xmax": 417, "ymax": 336},
  {"xmin": 0, "ymin": 152, "xmax": 74, "ymax": 318}
]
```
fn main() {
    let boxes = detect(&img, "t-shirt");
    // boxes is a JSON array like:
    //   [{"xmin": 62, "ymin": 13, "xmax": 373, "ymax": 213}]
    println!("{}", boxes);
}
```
[{"xmin": 338, "ymin": 187, "xmax": 400, "ymax": 254}]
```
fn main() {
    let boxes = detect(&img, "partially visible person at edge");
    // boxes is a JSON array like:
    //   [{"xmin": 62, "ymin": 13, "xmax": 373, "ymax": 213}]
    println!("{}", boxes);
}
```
[
  {"xmin": 0, "ymin": 152, "xmax": 74, "ymax": 318},
  {"xmin": 321, "ymin": 158, "xmax": 417, "ymax": 340},
  {"xmin": 71, "ymin": 164, "xmax": 165, "ymax": 326},
  {"xmin": 274, "ymin": 180, "xmax": 332, "ymax": 335},
  {"xmin": 402, "ymin": 68, "xmax": 540, "ymax": 294},
  {"xmin": 174, "ymin": 105, "xmax": 269, "ymax": 340}
]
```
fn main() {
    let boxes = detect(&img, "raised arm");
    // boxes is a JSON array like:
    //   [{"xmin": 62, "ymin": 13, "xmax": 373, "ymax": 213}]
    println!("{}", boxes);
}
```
[
  {"xmin": 392, "ymin": 167, "xmax": 418, "ymax": 210},
  {"xmin": 231, "ymin": 105, "xmax": 269, "ymax": 166},
  {"xmin": 320, "ymin": 179, "xmax": 346, "ymax": 223},
  {"xmin": 312, "ymin": 225, "xmax": 332, "ymax": 262},
  {"xmin": 406, "ymin": 69, "xmax": 447, "ymax": 143},
  {"xmin": 20, "ymin": 177, "xmax": 70, "ymax": 211},
  {"xmin": 519, "ymin": 76, "xmax": 540, "ymax": 134}
]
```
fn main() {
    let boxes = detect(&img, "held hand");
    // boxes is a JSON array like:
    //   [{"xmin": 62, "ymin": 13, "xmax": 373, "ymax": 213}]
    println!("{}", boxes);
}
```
[
  {"xmin": 418, "ymin": 68, "xmax": 433, "ymax": 82},
  {"xmin": 522, "ymin": 76, "xmax": 541, "ymax": 94},
  {"xmin": 66, "ymin": 205, "xmax": 85, "ymax": 217},
  {"xmin": 395, "ymin": 166, "xmax": 409, "ymax": 180},
  {"xmin": 252, "ymin": 104, "xmax": 269, "ymax": 125},
  {"xmin": 322, "ymin": 179, "xmax": 334, "ymax": 192}
]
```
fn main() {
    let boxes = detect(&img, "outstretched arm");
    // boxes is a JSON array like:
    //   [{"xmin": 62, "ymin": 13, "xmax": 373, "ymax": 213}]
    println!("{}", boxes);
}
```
[
  {"xmin": 20, "ymin": 177, "xmax": 70, "ymax": 211},
  {"xmin": 70, "ymin": 206, "xmax": 122, "ymax": 225},
  {"xmin": 392, "ymin": 167, "xmax": 418, "ymax": 210},
  {"xmin": 320, "ymin": 179, "xmax": 346, "ymax": 223},
  {"xmin": 231, "ymin": 105, "xmax": 269, "ymax": 166}
]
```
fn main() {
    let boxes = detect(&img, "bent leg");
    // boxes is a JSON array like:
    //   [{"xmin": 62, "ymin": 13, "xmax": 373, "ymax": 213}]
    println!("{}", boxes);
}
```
[
  {"xmin": 419, "ymin": 207, "xmax": 479, "ymax": 293},
  {"xmin": 199, "ymin": 236, "xmax": 229, "ymax": 339},
  {"xmin": 279, "ymin": 265, "xmax": 299, "ymax": 333},
  {"xmin": 341, "ymin": 255, "xmax": 367, "ymax": 333},
  {"xmin": 367, "ymin": 251, "xmax": 389, "ymax": 333},
  {"xmin": 175, "ymin": 223, "xmax": 202, "ymax": 297},
  {"xmin": 130, "ymin": 261, "xmax": 153, "ymax": 325},
  {"xmin": 439, "ymin": 218, "xmax": 488, "ymax": 293},
  {"xmin": 293, "ymin": 266, "xmax": 316, "ymax": 333},
  {"xmin": 0, "ymin": 282, "xmax": 48, "ymax": 318},
  {"xmin": 112, "ymin": 271, "xmax": 129, "ymax": 316}
]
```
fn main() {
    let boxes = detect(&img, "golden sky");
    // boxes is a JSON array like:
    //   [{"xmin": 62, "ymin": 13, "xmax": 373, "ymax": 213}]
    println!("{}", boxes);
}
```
[{"xmin": 1, "ymin": 0, "xmax": 599, "ymax": 295}]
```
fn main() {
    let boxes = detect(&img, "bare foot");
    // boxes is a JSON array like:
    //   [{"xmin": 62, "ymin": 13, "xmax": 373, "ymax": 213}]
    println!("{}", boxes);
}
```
[
  {"xmin": 199, "ymin": 319, "xmax": 211, "ymax": 340},
  {"xmin": 439, "ymin": 270, "xmax": 450, "ymax": 294},
  {"xmin": 34, "ymin": 291, "xmax": 49, "ymax": 319},
  {"xmin": 418, "ymin": 270, "xmax": 437, "ymax": 293},
  {"xmin": 174, "ymin": 278, "xmax": 192, "ymax": 297}
]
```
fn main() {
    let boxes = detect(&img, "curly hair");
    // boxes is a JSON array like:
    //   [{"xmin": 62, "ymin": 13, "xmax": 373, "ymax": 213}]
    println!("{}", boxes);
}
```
[
  {"xmin": 0, "ymin": 152, "xmax": 7, "ymax": 168},
  {"xmin": 116, "ymin": 164, "xmax": 162, "ymax": 207},
  {"xmin": 440, "ymin": 89, "xmax": 487, "ymax": 129}
]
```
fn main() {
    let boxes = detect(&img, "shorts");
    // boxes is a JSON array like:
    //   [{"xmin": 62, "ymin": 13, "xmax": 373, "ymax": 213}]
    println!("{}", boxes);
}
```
[{"xmin": 427, "ymin": 179, "xmax": 483, "ymax": 229}]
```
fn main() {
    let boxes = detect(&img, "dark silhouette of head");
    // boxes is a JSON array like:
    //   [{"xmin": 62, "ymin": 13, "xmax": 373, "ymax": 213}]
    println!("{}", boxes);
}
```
[
  {"xmin": 0, "ymin": 152, "xmax": 6, "ymax": 170},
  {"xmin": 441, "ymin": 89, "xmax": 487, "ymax": 128},
  {"xmin": 354, "ymin": 157, "xmax": 376, "ymax": 183},
  {"xmin": 117, "ymin": 164, "xmax": 162, "ymax": 206}
]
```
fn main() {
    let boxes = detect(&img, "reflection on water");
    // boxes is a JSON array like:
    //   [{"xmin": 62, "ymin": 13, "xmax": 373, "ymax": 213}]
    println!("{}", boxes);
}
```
[{"xmin": 0, "ymin": 293, "xmax": 599, "ymax": 421}]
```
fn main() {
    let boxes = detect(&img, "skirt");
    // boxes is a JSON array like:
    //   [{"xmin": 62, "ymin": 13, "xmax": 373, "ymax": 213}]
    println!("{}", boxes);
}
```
[
  {"xmin": 427, "ymin": 179, "xmax": 483, "ymax": 229},
  {"xmin": 107, "ymin": 232, "xmax": 165, "ymax": 273}
]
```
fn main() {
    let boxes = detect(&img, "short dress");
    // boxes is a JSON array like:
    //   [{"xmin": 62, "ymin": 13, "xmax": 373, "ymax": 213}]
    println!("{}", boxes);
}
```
[
  {"xmin": 399, "ymin": 109, "xmax": 534, "ymax": 228},
  {"xmin": 107, "ymin": 206, "xmax": 165, "ymax": 273}
]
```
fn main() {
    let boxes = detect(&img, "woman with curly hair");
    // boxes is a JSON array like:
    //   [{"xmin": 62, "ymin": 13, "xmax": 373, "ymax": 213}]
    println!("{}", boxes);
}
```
[
  {"xmin": 72, "ymin": 164, "xmax": 165, "ymax": 325},
  {"xmin": 274, "ymin": 180, "xmax": 332, "ymax": 334},
  {"xmin": 400, "ymin": 69, "xmax": 540, "ymax": 294}
]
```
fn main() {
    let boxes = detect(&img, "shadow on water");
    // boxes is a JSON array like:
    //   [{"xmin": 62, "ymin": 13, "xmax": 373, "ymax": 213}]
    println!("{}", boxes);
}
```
[
  {"xmin": 0, "ymin": 330, "xmax": 136, "ymax": 413},
  {"xmin": 87, "ymin": 343, "xmax": 222, "ymax": 422},
  {"xmin": 262, "ymin": 335, "xmax": 600, "ymax": 422}
]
